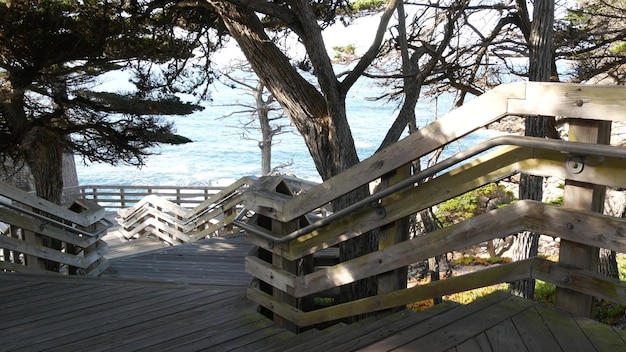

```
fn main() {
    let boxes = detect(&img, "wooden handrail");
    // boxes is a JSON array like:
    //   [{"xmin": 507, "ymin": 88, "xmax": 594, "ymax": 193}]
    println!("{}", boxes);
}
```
[
  {"xmin": 246, "ymin": 200, "xmax": 626, "ymax": 298},
  {"xmin": 242, "ymin": 139, "xmax": 626, "ymax": 259},
  {"xmin": 0, "ymin": 182, "xmax": 110, "ymax": 276},
  {"xmin": 239, "ymin": 82, "xmax": 626, "ymax": 329},
  {"xmin": 112, "ymin": 176, "xmax": 320, "ymax": 245},
  {"xmin": 64, "ymin": 184, "xmax": 227, "ymax": 209},
  {"xmin": 248, "ymin": 256, "xmax": 626, "ymax": 327},
  {"xmin": 254, "ymin": 82, "xmax": 626, "ymax": 223}
]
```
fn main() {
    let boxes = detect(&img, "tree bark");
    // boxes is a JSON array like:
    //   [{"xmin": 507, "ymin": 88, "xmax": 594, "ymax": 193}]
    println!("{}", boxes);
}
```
[
  {"xmin": 210, "ymin": 1, "xmax": 379, "ymax": 313},
  {"xmin": 210, "ymin": 1, "xmax": 359, "ymax": 181},
  {"xmin": 22, "ymin": 126, "xmax": 65, "ymax": 271},
  {"xmin": 509, "ymin": 0, "xmax": 554, "ymax": 299},
  {"xmin": 254, "ymin": 82, "xmax": 272, "ymax": 176},
  {"xmin": 598, "ymin": 248, "xmax": 619, "ymax": 279}
]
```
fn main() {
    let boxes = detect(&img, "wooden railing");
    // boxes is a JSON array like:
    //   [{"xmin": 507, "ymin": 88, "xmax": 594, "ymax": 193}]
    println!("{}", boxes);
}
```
[
  {"xmin": 62, "ymin": 184, "xmax": 226, "ymax": 209},
  {"xmin": 237, "ymin": 82, "xmax": 626, "ymax": 330},
  {"xmin": 114, "ymin": 176, "xmax": 321, "ymax": 245},
  {"xmin": 0, "ymin": 182, "xmax": 111, "ymax": 276}
]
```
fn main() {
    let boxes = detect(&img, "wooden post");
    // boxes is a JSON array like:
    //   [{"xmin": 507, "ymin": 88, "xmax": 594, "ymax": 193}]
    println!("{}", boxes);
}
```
[
  {"xmin": 555, "ymin": 119, "xmax": 611, "ymax": 317},
  {"xmin": 253, "ymin": 177, "xmax": 312, "ymax": 332},
  {"xmin": 377, "ymin": 164, "xmax": 411, "ymax": 313},
  {"xmin": 271, "ymin": 217, "xmax": 300, "ymax": 332}
]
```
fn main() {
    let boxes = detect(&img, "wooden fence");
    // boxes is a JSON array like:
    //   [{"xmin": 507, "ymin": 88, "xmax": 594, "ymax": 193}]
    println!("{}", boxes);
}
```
[
  {"xmin": 0, "ymin": 182, "xmax": 110, "ymax": 276},
  {"xmin": 236, "ymin": 82, "xmax": 626, "ymax": 330},
  {"xmin": 108, "ymin": 176, "xmax": 321, "ymax": 245},
  {"xmin": 62, "ymin": 184, "xmax": 226, "ymax": 209}
]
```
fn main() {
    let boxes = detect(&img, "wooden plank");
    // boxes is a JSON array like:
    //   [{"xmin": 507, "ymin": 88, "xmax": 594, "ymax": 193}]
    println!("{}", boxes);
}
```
[
  {"xmin": 0, "ymin": 284, "xmax": 123, "ymax": 324},
  {"xmin": 290, "ymin": 208, "xmax": 536, "ymax": 297},
  {"xmin": 2, "ymin": 286, "xmax": 184, "ymax": 345},
  {"xmin": 297, "ymin": 260, "xmax": 532, "ymax": 326},
  {"xmin": 0, "ymin": 181, "xmax": 99, "ymax": 227},
  {"xmin": 246, "ymin": 285, "xmax": 303, "ymax": 325},
  {"xmin": 285, "ymin": 314, "xmax": 402, "ymax": 352},
  {"xmin": 556, "ymin": 118, "xmax": 610, "ymax": 317},
  {"xmin": 133, "ymin": 313, "xmax": 276, "ymax": 351},
  {"xmin": 533, "ymin": 304, "xmax": 596, "ymax": 352},
  {"xmin": 392, "ymin": 295, "xmax": 534, "ymax": 352},
  {"xmin": 236, "ymin": 330, "xmax": 295, "ymax": 351},
  {"xmin": 0, "ymin": 207, "xmax": 99, "ymax": 247},
  {"xmin": 510, "ymin": 305, "xmax": 563, "ymax": 352},
  {"xmin": 484, "ymin": 318, "xmax": 528, "ymax": 352},
  {"xmin": 358, "ymin": 291, "xmax": 513, "ymax": 351},
  {"xmin": 322, "ymin": 303, "xmax": 459, "ymax": 352},
  {"xmin": 257, "ymin": 323, "xmax": 350, "ymax": 352},
  {"xmin": 286, "ymin": 145, "xmax": 626, "ymax": 261},
  {"xmin": 10, "ymin": 288, "xmax": 232, "ymax": 351},
  {"xmin": 245, "ymin": 255, "xmax": 298, "ymax": 293},
  {"xmin": 532, "ymin": 259, "xmax": 626, "ymax": 306},
  {"xmin": 576, "ymin": 316, "xmax": 626, "ymax": 352},
  {"xmin": 377, "ymin": 164, "xmax": 411, "ymax": 312},
  {"xmin": 197, "ymin": 325, "xmax": 288, "ymax": 352},
  {"xmin": 456, "ymin": 333, "xmax": 494, "ymax": 352},
  {"xmin": 530, "ymin": 205, "xmax": 626, "ymax": 254},
  {"xmin": 508, "ymin": 83, "xmax": 626, "ymax": 121},
  {"xmin": 84, "ymin": 295, "xmax": 257, "ymax": 351}
]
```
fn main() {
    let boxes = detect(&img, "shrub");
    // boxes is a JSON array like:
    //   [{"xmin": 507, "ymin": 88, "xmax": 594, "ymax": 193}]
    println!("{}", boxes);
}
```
[{"xmin": 436, "ymin": 183, "xmax": 515, "ymax": 227}]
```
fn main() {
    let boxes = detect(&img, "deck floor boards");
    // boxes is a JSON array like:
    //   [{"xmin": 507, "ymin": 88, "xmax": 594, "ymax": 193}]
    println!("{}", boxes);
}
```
[{"xmin": 1, "ymin": 231, "xmax": 624, "ymax": 351}]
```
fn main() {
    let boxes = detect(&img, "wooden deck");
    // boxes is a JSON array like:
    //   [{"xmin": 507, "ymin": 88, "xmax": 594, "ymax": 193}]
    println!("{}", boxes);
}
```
[{"xmin": 1, "ymin": 232, "xmax": 625, "ymax": 351}]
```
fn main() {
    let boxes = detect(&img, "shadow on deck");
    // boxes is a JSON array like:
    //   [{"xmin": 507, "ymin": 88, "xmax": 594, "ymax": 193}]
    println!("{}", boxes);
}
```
[{"xmin": 1, "ymin": 233, "xmax": 624, "ymax": 352}]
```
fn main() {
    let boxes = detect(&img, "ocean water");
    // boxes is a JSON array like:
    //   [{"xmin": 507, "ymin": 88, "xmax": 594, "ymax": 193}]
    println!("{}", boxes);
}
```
[{"xmin": 75, "ymin": 75, "xmax": 499, "ymax": 187}]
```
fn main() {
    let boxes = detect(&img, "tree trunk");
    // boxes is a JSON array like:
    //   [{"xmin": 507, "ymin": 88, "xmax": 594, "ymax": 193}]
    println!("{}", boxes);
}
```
[
  {"xmin": 509, "ymin": 0, "xmax": 554, "ymax": 299},
  {"xmin": 210, "ymin": 1, "xmax": 378, "ymax": 313},
  {"xmin": 254, "ymin": 82, "xmax": 273, "ymax": 176},
  {"xmin": 22, "ymin": 126, "xmax": 65, "ymax": 271},
  {"xmin": 210, "ymin": 1, "xmax": 359, "ymax": 181},
  {"xmin": 598, "ymin": 248, "xmax": 619, "ymax": 279}
]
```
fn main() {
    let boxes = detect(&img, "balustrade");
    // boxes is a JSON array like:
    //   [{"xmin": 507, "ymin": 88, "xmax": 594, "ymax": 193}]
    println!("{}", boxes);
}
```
[{"xmin": 237, "ymin": 82, "xmax": 626, "ymax": 330}]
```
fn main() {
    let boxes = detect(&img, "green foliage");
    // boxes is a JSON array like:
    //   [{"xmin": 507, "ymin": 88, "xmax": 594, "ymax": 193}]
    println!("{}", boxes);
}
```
[
  {"xmin": 454, "ymin": 256, "xmax": 511, "ymax": 266},
  {"xmin": 611, "ymin": 41, "xmax": 626, "ymax": 54},
  {"xmin": 595, "ymin": 300, "xmax": 626, "ymax": 325},
  {"xmin": 350, "ymin": 0, "xmax": 385, "ymax": 12},
  {"xmin": 332, "ymin": 44, "xmax": 356, "ymax": 59},
  {"xmin": 534, "ymin": 280, "xmax": 556, "ymax": 305},
  {"xmin": 618, "ymin": 254, "xmax": 626, "ymax": 281},
  {"xmin": 548, "ymin": 196, "xmax": 564, "ymax": 206},
  {"xmin": 436, "ymin": 184, "xmax": 515, "ymax": 227},
  {"xmin": 0, "ymin": 0, "xmax": 209, "ymax": 171}
]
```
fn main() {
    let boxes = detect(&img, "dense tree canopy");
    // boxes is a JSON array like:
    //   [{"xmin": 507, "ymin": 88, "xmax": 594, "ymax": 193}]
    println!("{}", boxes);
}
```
[{"xmin": 0, "ymin": 0, "xmax": 217, "ymax": 202}]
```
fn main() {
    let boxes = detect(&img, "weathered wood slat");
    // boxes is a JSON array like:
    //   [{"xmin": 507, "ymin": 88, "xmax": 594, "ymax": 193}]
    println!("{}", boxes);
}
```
[
  {"xmin": 0, "ymin": 207, "xmax": 100, "ymax": 247},
  {"xmin": 576, "ymin": 317, "xmax": 626, "ymax": 351},
  {"xmin": 281, "ymin": 145, "xmax": 626, "ymax": 260},
  {"xmin": 82, "ymin": 293, "xmax": 252, "ymax": 352},
  {"xmin": 455, "ymin": 333, "xmax": 494, "ymax": 352},
  {"xmin": 484, "ymin": 319, "xmax": 528, "ymax": 352},
  {"xmin": 137, "ymin": 312, "xmax": 276, "ymax": 352},
  {"xmin": 17, "ymin": 288, "xmax": 229, "ymax": 351},
  {"xmin": 358, "ymin": 291, "xmax": 513, "ymax": 351},
  {"xmin": 0, "ymin": 233, "xmax": 98, "ymax": 269},
  {"xmin": 533, "ymin": 304, "xmax": 596, "ymax": 352},
  {"xmin": 508, "ymin": 83, "xmax": 626, "ymax": 120},
  {"xmin": 312, "ymin": 303, "xmax": 460, "ymax": 352},
  {"xmin": 0, "ymin": 182, "xmax": 101, "ymax": 227},
  {"xmin": 532, "ymin": 259, "xmax": 626, "ymax": 306},
  {"xmin": 277, "ymin": 82, "xmax": 527, "ymax": 222},
  {"xmin": 388, "ymin": 296, "xmax": 532, "ymax": 351},
  {"xmin": 510, "ymin": 306, "xmax": 562, "ymax": 351}
]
